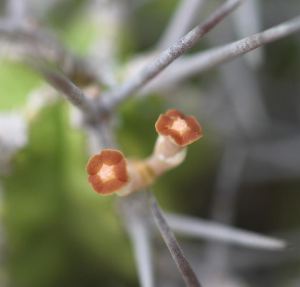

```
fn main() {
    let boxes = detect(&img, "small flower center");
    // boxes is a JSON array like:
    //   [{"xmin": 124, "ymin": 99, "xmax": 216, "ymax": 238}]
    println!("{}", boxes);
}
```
[
  {"xmin": 171, "ymin": 118, "xmax": 190, "ymax": 135},
  {"xmin": 98, "ymin": 164, "xmax": 116, "ymax": 182}
]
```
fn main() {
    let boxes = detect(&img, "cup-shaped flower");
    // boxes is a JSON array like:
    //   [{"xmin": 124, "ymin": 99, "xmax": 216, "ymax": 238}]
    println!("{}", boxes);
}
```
[
  {"xmin": 155, "ymin": 109, "xmax": 202, "ymax": 146},
  {"xmin": 86, "ymin": 149, "xmax": 128, "ymax": 195}
]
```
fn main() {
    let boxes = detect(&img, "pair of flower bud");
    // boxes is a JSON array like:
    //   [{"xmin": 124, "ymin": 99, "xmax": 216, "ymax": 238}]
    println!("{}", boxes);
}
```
[{"xmin": 86, "ymin": 110, "xmax": 202, "ymax": 197}]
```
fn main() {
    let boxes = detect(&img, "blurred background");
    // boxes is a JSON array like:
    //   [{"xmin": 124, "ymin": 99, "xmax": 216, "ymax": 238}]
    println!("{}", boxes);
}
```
[{"xmin": 0, "ymin": 0, "xmax": 300, "ymax": 286}]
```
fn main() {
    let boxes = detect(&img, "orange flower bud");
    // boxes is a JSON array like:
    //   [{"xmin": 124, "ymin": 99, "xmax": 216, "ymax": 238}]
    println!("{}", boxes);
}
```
[
  {"xmin": 155, "ymin": 109, "xmax": 202, "ymax": 146},
  {"xmin": 86, "ymin": 149, "xmax": 128, "ymax": 195}
]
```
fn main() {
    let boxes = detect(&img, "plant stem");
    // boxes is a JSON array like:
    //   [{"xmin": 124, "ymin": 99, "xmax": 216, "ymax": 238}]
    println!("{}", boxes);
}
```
[
  {"xmin": 146, "ymin": 189, "xmax": 203, "ymax": 287},
  {"xmin": 99, "ymin": 0, "xmax": 245, "ymax": 111},
  {"xmin": 156, "ymin": 0, "xmax": 205, "ymax": 50},
  {"xmin": 165, "ymin": 212, "xmax": 288, "ymax": 250},
  {"xmin": 145, "ymin": 15, "xmax": 300, "ymax": 91},
  {"xmin": 40, "ymin": 70, "xmax": 97, "ymax": 116}
]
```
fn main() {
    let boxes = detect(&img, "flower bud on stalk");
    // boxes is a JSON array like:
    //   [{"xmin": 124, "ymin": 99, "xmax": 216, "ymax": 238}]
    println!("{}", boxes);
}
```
[{"xmin": 86, "ymin": 110, "xmax": 202, "ymax": 196}]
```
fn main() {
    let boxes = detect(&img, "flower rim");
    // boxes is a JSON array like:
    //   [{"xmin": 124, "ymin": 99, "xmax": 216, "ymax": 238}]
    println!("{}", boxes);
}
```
[
  {"xmin": 86, "ymin": 149, "xmax": 128, "ymax": 195},
  {"xmin": 155, "ymin": 109, "xmax": 202, "ymax": 146}
]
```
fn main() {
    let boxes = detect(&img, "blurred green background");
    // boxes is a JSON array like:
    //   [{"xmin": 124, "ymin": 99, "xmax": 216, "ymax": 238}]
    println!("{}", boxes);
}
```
[{"xmin": 1, "ymin": 0, "xmax": 300, "ymax": 286}]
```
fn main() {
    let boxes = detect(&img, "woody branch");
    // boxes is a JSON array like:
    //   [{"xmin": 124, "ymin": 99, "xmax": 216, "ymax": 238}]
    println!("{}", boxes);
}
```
[{"xmin": 98, "ymin": 0, "xmax": 246, "ymax": 112}]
